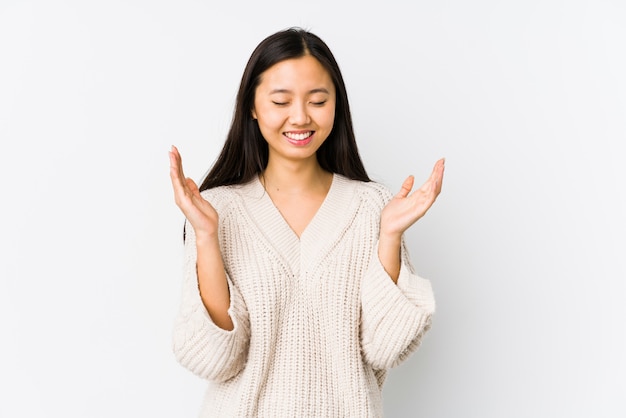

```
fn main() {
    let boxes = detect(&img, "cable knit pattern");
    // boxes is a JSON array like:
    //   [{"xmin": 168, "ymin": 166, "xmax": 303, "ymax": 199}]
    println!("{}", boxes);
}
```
[{"xmin": 172, "ymin": 174, "xmax": 435, "ymax": 417}]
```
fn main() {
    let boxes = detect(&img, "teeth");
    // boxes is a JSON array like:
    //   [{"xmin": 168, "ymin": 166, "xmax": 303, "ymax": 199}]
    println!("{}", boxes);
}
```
[{"xmin": 285, "ymin": 132, "xmax": 312, "ymax": 141}]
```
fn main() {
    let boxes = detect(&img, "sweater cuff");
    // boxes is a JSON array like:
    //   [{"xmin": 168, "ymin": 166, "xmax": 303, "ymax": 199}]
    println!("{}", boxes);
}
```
[
  {"xmin": 173, "ymin": 272, "xmax": 250, "ymax": 381},
  {"xmin": 363, "ymin": 240, "xmax": 435, "ymax": 315},
  {"xmin": 396, "ymin": 265, "xmax": 436, "ymax": 314},
  {"xmin": 360, "ymin": 241, "xmax": 435, "ymax": 369}
]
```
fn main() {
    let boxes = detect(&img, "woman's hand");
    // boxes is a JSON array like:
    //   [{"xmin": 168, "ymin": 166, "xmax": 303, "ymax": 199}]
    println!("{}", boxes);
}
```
[
  {"xmin": 380, "ymin": 158, "xmax": 445, "ymax": 239},
  {"xmin": 169, "ymin": 145, "xmax": 218, "ymax": 238},
  {"xmin": 170, "ymin": 146, "xmax": 233, "ymax": 329},
  {"xmin": 377, "ymin": 158, "xmax": 444, "ymax": 282}
]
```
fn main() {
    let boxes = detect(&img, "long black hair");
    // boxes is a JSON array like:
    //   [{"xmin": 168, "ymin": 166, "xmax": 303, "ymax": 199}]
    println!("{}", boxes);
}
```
[{"xmin": 198, "ymin": 27, "xmax": 370, "ymax": 192}]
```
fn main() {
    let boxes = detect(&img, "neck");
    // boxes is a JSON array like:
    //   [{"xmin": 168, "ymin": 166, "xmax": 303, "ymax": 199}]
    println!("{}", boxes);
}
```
[{"xmin": 261, "ymin": 159, "xmax": 332, "ymax": 195}]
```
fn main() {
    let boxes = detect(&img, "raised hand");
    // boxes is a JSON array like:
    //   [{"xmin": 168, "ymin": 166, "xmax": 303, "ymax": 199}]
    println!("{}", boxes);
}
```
[
  {"xmin": 380, "ymin": 158, "xmax": 445, "ymax": 239},
  {"xmin": 169, "ymin": 146, "xmax": 233, "ymax": 329},
  {"xmin": 169, "ymin": 145, "xmax": 219, "ymax": 238}
]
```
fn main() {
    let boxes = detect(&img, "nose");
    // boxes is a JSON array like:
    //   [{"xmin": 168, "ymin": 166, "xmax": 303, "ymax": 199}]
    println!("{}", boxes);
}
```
[{"xmin": 289, "ymin": 102, "xmax": 310, "ymax": 125}]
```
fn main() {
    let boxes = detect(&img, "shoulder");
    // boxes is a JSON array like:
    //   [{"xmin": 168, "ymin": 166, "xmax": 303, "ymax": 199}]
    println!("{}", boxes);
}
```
[
  {"xmin": 335, "ymin": 175, "xmax": 394, "ymax": 212},
  {"xmin": 199, "ymin": 180, "xmax": 258, "ymax": 215}
]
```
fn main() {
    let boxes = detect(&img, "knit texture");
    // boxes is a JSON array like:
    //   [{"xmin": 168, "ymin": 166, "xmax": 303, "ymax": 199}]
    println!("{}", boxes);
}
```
[{"xmin": 172, "ymin": 174, "xmax": 435, "ymax": 417}]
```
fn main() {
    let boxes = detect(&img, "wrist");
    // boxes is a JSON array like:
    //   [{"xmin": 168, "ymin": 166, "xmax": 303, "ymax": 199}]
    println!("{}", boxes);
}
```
[
  {"xmin": 378, "ymin": 229, "xmax": 402, "ymax": 245},
  {"xmin": 195, "ymin": 230, "xmax": 219, "ymax": 247},
  {"xmin": 377, "ymin": 233, "xmax": 402, "ymax": 283}
]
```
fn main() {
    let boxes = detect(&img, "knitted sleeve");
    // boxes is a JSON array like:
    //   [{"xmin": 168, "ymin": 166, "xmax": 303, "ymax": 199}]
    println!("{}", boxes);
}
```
[
  {"xmin": 358, "ymin": 183, "xmax": 436, "ymax": 370},
  {"xmin": 172, "ymin": 219, "xmax": 251, "ymax": 382},
  {"xmin": 360, "ymin": 241, "xmax": 435, "ymax": 370}
]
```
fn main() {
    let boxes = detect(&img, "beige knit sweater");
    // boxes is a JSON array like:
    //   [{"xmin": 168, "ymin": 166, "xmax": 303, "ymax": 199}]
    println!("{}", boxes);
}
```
[{"xmin": 172, "ymin": 174, "xmax": 435, "ymax": 417}]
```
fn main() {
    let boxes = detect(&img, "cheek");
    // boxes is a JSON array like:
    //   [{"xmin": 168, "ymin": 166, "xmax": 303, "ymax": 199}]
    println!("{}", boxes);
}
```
[
  {"xmin": 257, "ymin": 107, "xmax": 285, "ymax": 128},
  {"xmin": 318, "ymin": 107, "xmax": 336, "ymax": 130},
  {"xmin": 257, "ymin": 115, "xmax": 287, "ymax": 141}
]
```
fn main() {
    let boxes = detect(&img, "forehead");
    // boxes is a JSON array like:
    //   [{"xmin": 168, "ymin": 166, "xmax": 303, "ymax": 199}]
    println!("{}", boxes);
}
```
[{"xmin": 257, "ymin": 55, "xmax": 335, "ymax": 92}]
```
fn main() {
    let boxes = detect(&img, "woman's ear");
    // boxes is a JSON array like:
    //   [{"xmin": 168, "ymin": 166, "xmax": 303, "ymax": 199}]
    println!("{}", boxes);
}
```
[{"xmin": 251, "ymin": 108, "xmax": 257, "ymax": 120}]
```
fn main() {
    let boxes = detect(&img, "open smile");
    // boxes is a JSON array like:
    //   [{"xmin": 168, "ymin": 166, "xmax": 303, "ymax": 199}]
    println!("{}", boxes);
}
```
[{"xmin": 284, "ymin": 131, "xmax": 314, "ymax": 146}]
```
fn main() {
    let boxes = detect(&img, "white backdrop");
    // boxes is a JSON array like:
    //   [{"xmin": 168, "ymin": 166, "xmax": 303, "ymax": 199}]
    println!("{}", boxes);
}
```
[{"xmin": 1, "ymin": 0, "xmax": 625, "ymax": 417}]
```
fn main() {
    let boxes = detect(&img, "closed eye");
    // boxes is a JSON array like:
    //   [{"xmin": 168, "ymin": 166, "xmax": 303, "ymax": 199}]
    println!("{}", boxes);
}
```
[{"xmin": 272, "ymin": 101, "xmax": 288, "ymax": 106}]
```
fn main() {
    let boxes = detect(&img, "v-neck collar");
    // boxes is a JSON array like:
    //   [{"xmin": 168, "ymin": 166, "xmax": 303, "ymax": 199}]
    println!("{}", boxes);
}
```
[{"xmin": 238, "ymin": 174, "xmax": 360, "ymax": 274}]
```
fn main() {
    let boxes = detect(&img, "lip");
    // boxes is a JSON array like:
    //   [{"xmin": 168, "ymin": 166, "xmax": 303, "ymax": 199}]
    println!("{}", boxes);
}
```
[{"xmin": 284, "ymin": 131, "xmax": 314, "ymax": 146}]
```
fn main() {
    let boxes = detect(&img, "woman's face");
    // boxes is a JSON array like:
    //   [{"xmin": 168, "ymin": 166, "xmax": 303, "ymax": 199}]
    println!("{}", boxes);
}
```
[{"xmin": 252, "ymin": 55, "xmax": 336, "ymax": 166}]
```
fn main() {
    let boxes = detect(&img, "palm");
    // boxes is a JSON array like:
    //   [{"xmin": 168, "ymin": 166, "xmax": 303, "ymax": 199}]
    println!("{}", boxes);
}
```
[
  {"xmin": 169, "ymin": 145, "xmax": 218, "ymax": 236},
  {"xmin": 380, "ymin": 159, "xmax": 445, "ymax": 236}
]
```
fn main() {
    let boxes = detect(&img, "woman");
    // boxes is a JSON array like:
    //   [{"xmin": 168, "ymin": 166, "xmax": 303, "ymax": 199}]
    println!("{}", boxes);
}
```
[{"xmin": 169, "ymin": 27, "xmax": 444, "ymax": 417}]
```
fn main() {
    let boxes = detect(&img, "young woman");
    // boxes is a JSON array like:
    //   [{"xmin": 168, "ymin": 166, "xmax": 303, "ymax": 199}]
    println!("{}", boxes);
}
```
[{"xmin": 169, "ymin": 27, "xmax": 444, "ymax": 417}]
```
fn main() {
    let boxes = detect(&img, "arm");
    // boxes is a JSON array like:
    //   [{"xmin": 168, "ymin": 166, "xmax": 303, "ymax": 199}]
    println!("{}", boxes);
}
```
[
  {"xmin": 360, "ymin": 240, "xmax": 436, "ymax": 370},
  {"xmin": 361, "ymin": 159, "xmax": 444, "ymax": 369},
  {"xmin": 169, "ymin": 145, "xmax": 232, "ymax": 329},
  {"xmin": 169, "ymin": 146, "xmax": 250, "ymax": 381},
  {"xmin": 172, "ymin": 221, "xmax": 250, "ymax": 382},
  {"xmin": 195, "ymin": 231, "xmax": 232, "ymax": 330}
]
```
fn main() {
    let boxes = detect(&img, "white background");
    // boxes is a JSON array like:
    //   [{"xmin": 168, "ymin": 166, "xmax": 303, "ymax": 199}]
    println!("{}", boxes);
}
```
[{"xmin": 1, "ymin": 0, "xmax": 625, "ymax": 417}]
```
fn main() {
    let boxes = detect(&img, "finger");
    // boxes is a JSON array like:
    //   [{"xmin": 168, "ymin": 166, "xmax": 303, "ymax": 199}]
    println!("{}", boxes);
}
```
[
  {"xmin": 169, "ymin": 145, "xmax": 181, "ymax": 166},
  {"xmin": 169, "ymin": 150, "xmax": 180, "ymax": 185},
  {"xmin": 428, "ymin": 158, "xmax": 444, "ymax": 180},
  {"xmin": 169, "ymin": 145, "xmax": 181, "ymax": 177},
  {"xmin": 169, "ymin": 150, "xmax": 191, "ymax": 203},
  {"xmin": 434, "ymin": 158, "xmax": 445, "ymax": 195},
  {"xmin": 169, "ymin": 146, "xmax": 187, "ymax": 188},
  {"xmin": 395, "ymin": 175, "xmax": 415, "ymax": 198},
  {"xmin": 436, "ymin": 158, "xmax": 445, "ymax": 175},
  {"xmin": 421, "ymin": 158, "xmax": 444, "ymax": 195},
  {"xmin": 169, "ymin": 153, "xmax": 183, "ymax": 191},
  {"xmin": 173, "ymin": 146, "xmax": 187, "ymax": 184}
]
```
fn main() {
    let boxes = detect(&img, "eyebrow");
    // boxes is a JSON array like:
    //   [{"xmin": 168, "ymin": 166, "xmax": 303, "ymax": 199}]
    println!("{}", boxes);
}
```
[{"xmin": 269, "ymin": 88, "xmax": 330, "ymax": 95}]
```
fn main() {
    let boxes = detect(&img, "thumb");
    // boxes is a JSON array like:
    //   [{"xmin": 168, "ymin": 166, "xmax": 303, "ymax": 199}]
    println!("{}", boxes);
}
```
[
  {"xmin": 395, "ymin": 175, "xmax": 414, "ymax": 198},
  {"xmin": 185, "ymin": 177, "xmax": 201, "ymax": 197}
]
